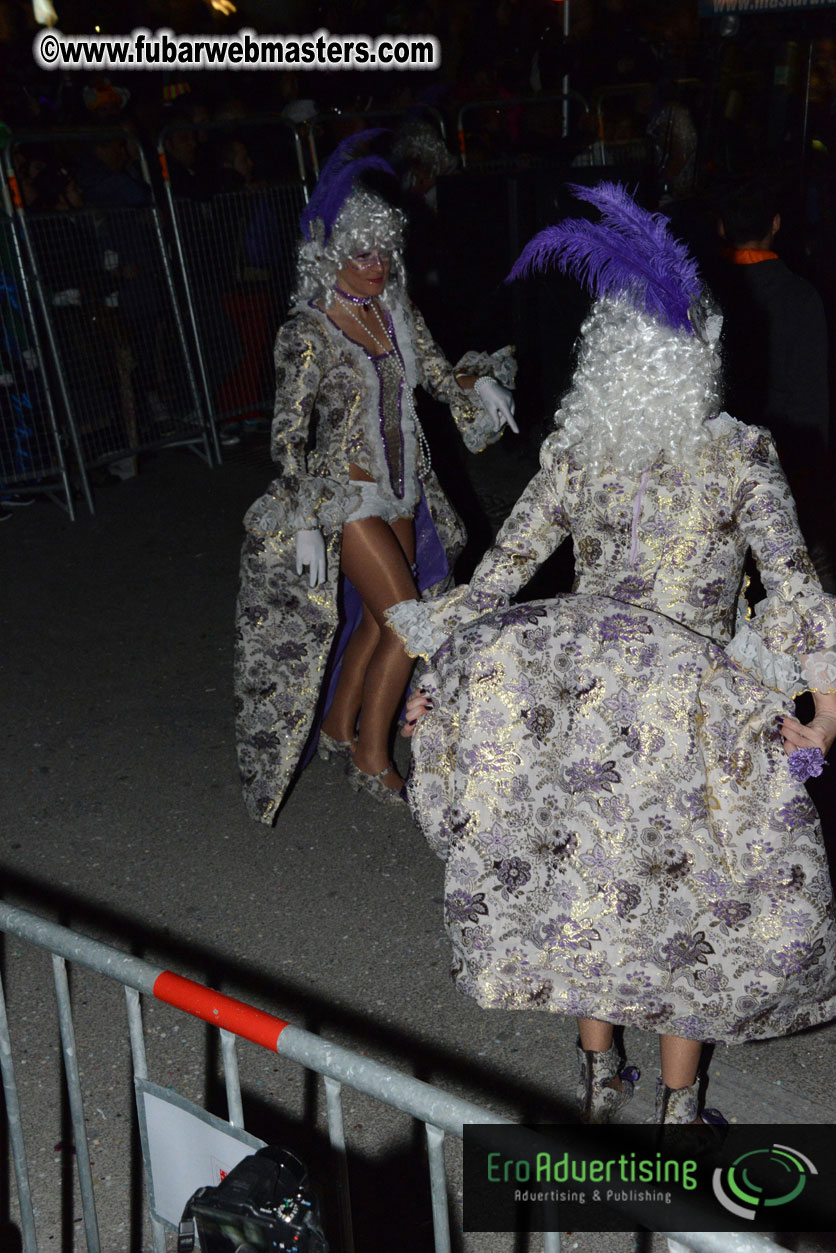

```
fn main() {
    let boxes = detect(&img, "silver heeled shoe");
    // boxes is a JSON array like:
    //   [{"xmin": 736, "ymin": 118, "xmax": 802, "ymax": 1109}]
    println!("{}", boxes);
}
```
[
  {"xmin": 344, "ymin": 757, "xmax": 407, "ymax": 805},
  {"xmin": 577, "ymin": 1041, "xmax": 639, "ymax": 1124},
  {"xmin": 317, "ymin": 731, "xmax": 356, "ymax": 763},
  {"xmin": 654, "ymin": 1076, "xmax": 726, "ymax": 1125}
]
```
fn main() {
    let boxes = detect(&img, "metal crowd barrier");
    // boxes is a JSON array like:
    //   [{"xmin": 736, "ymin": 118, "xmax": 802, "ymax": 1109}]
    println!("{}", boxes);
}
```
[
  {"xmin": 3, "ymin": 129, "xmax": 213, "ymax": 498},
  {"xmin": 0, "ymin": 900, "xmax": 787, "ymax": 1253},
  {"xmin": 158, "ymin": 119, "xmax": 307, "ymax": 443},
  {"xmin": 0, "ymin": 176, "xmax": 79, "ymax": 516}
]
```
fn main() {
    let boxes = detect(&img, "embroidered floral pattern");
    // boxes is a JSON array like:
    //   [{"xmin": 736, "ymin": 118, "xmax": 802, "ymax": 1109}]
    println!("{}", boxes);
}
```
[{"xmin": 401, "ymin": 418, "xmax": 836, "ymax": 1043}]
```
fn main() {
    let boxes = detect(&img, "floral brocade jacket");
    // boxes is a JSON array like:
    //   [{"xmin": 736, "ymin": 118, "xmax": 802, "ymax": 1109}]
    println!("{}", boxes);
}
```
[{"xmin": 393, "ymin": 415, "xmax": 836, "ymax": 704}]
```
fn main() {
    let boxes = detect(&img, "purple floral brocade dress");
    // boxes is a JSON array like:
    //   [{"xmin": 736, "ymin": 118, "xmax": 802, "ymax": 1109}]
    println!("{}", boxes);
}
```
[{"xmin": 389, "ymin": 415, "xmax": 836, "ymax": 1043}]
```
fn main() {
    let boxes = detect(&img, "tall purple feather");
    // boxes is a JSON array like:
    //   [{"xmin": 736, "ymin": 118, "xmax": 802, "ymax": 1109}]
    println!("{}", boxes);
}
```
[
  {"xmin": 300, "ymin": 128, "xmax": 395, "ymax": 241},
  {"xmin": 507, "ymin": 181, "xmax": 701, "ymax": 333}
]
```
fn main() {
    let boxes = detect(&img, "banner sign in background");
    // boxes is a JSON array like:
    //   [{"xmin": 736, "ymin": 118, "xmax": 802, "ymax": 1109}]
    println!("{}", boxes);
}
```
[
  {"xmin": 463, "ymin": 1123, "xmax": 836, "ymax": 1234},
  {"xmin": 700, "ymin": 0, "xmax": 836, "ymax": 12}
]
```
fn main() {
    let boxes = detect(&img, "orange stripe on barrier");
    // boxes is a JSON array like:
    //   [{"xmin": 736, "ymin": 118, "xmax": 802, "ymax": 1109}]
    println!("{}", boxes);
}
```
[
  {"xmin": 153, "ymin": 971, "xmax": 289, "ymax": 1051},
  {"xmin": 8, "ymin": 174, "xmax": 22, "ymax": 208},
  {"xmin": 158, "ymin": 152, "xmax": 170, "ymax": 182}
]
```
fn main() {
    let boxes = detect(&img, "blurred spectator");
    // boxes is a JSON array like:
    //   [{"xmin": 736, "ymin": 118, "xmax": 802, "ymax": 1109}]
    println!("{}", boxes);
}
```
[
  {"xmin": 214, "ymin": 135, "xmax": 255, "ymax": 193},
  {"xmin": 717, "ymin": 179, "xmax": 832, "ymax": 582},
  {"xmin": 647, "ymin": 78, "xmax": 697, "ymax": 205},
  {"xmin": 390, "ymin": 120, "xmax": 456, "ymax": 324},
  {"xmin": 163, "ymin": 116, "xmax": 213, "ymax": 199}
]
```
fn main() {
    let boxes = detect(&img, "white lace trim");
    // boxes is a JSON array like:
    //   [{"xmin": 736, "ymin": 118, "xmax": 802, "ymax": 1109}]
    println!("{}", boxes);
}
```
[
  {"xmin": 724, "ymin": 622, "xmax": 802, "ymax": 697},
  {"xmin": 386, "ymin": 598, "xmax": 449, "ymax": 660},
  {"xmin": 244, "ymin": 478, "xmax": 363, "ymax": 538}
]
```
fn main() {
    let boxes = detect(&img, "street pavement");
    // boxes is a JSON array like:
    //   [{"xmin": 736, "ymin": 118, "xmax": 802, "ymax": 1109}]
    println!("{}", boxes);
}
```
[{"xmin": 1, "ymin": 432, "xmax": 835, "ymax": 1253}]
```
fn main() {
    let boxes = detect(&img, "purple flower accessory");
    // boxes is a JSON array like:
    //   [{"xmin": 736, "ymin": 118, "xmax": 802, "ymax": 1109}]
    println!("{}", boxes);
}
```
[
  {"xmin": 788, "ymin": 747, "xmax": 827, "ymax": 783},
  {"xmin": 505, "ymin": 181, "xmax": 702, "ymax": 334},
  {"xmin": 300, "ymin": 128, "xmax": 394, "ymax": 243}
]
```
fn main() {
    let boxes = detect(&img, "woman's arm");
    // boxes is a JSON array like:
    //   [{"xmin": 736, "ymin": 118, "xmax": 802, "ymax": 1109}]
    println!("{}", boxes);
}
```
[
  {"xmin": 388, "ymin": 438, "xmax": 571, "ymax": 660},
  {"xmin": 405, "ymin": 300, "xmax": 516, "ymax": 451},
  {"xmin": 729, "ymin": 427, "xmax": 836, "ymax": 754}
]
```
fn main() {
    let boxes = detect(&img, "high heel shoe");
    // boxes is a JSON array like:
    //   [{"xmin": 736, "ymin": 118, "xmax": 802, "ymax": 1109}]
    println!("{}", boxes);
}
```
[
  {"xmin": 576, "ymin": 1040, "xmax": 639, "ymax": 1124},
  {"xmin": 654, "ymin": 1076, "xmax": 726, "ymax": 1125},
  {"xmin": 344, "ymin": 757, "xmax": 407, "ymax": 805},
  {"xmin": 317, "ymin": 731, "xmax": 356, "ymax": 763}
]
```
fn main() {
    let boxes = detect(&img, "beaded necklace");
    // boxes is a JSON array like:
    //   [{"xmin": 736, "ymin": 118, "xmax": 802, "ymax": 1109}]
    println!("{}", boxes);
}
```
[{"xmin": 332, "ymin": 292, "xmax": 432, "ymax": 488}]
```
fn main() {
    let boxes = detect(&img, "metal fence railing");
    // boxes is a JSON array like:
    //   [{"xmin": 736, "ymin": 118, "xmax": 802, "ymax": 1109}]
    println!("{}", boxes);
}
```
[
  {"xmin": 3, "ymin": 129, "xmax": 214, "ymax": 498},
  {"xmin": 0, "ymin": 180, "xmax": 78, "ymax": 516},
  {"xmin": 158, "ymin": 120, "xmax": 307, "ymax": 443},
  {"xmin": 0, "ymin": 900, "xmax": 788, "ymax": 1253}
]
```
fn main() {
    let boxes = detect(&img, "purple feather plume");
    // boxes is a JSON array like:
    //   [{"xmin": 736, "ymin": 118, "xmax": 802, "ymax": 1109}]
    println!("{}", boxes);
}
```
[
  {"xmin": 300, "ymin": 128, "xmax": 395, "ymax": 241},
  {"xmin": 507, "ymin": 181, "xmax": 702, "ymax": 333}
]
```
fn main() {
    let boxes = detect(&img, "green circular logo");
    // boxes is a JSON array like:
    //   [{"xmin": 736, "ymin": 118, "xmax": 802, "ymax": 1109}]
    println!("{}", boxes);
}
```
[{"xmin": 713, "ymin": 1144, "xmax": 817, "ymax": 1220}]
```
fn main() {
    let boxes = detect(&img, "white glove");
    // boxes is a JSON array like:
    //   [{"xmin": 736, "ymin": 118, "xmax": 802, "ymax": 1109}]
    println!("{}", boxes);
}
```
[
  {"xmin": 295, "ymin": 528, "xmax": 326, "ymax": 588},
  {"xmin": 473, "ymin": 377, "xmax": 519, "ymax": 434}
]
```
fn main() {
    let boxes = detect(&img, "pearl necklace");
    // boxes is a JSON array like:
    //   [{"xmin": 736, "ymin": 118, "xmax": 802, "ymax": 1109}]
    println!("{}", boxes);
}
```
[{"xmin": 332, "ymin": 292, "xmax": 432, "ymax": 477}]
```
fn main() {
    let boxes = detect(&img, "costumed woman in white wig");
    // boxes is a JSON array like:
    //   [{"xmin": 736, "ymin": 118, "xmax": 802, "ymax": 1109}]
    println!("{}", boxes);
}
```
[
  {"xmin": 396, "ymin": 183, "xmax": 836, "ymax": 1123},
  {"xmin": 234, "ymin": 131, "xmax": 517, "ymax": 821}
]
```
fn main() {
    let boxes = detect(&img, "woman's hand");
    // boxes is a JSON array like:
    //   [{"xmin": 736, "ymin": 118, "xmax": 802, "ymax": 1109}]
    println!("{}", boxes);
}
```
[
  {"xmin": 781, "ymin": 710, "xmax": 836, "ymax": 758},
  {"xmin": 401, "ymin": 689, "xmax": 433, "ymax": 738},
  {"xmin": 473, "ymin": 378, "xmax": 519, "ymax": 434}
]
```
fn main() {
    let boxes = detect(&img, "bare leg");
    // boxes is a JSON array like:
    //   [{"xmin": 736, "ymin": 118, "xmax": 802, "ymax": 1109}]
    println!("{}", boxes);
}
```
[
  {"xmin": 320, "ymin": 605, "xmax": 379, "ymax": 743},
  {"xmin": 327, "ymin": 513, "xmax": 417, "ymax": 789},
  {"xmin": 659, "ymin": 1035, "xmax": 702, "ymax": 1089},
  {"xmin": 577, "ymin": 1018, "xmax": 615, "ymax": 1052}
]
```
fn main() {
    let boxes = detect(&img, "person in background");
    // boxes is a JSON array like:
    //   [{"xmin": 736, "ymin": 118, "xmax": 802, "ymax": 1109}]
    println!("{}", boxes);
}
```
[{"xmin": 717, "ymin": 179, "xmax": 831, "ymax": 586}]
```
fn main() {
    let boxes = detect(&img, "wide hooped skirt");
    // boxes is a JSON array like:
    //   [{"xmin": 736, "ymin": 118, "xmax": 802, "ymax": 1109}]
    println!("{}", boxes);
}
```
[{"xmin": 407, "ymin": 594, "xmax": 836, "ymax": 1043}]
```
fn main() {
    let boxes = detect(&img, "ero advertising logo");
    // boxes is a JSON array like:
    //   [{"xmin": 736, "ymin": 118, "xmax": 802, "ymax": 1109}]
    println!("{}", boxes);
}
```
[{"xmin": 713, "ymin": 1143, "xmax": 818, "ymax": 1221}]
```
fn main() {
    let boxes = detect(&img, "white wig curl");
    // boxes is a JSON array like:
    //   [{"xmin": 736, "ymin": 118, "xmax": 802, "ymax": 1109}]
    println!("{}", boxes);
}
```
[
  {"xmin": 552, "ymin": 295, "xmax": 723, "ymax": 477},
  {"xmin": 291, "ymin": 188, "xmax": 407, "ymax": 308}
]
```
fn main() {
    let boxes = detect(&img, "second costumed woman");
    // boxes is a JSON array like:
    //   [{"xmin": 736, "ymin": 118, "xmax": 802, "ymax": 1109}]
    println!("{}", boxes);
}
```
[{"xmin": 234, "ymin": 131, "xmax": 517, "ymax": 823}]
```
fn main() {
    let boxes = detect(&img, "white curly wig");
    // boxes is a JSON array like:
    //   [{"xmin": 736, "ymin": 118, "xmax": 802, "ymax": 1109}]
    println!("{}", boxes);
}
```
[
  {"xmin": 291, "ymin": 188, "xmax": 407, "ymax": 308},
  {"xmin": 551, "ymin": 294, "xmax": 723, "ymax": 477}
]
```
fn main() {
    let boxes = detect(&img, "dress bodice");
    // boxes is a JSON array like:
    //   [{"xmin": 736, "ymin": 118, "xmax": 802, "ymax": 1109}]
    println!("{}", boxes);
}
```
[{"xmin": 568, "ymin": 459, "xmax": 748, "ymax": 644}]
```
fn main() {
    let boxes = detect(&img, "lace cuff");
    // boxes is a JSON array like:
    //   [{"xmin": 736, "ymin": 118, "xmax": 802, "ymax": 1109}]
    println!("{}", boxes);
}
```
[
  {"xmin": 244, "ymin": 477, "xmax": 362, "ymax": 538},
  {"xmin": 725, "ymin": 591, "xmax": 836, "ymax": 697},
  {"xmin": 453, "ymin": 346, "xmax": 517, "ymax": 453},
  {"xmin": 724, "ymin": 623, "xmax": 802, "ymax": 697},
  {"xmin": 387, "ymin": 585, "xmax": 506, "ymax": 661},
  {"xmin": 455, "ymin": 345, "xmax": 517, "ymax": 389}
]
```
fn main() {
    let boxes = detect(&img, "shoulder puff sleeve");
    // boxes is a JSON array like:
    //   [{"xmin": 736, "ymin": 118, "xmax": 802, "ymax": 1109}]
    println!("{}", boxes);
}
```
[
  {"xmin": 387, "ymin": 435, "xmax": 571, "ymax": 660},
  {"xmin": 404, "ymin": 299, "xmax": 516, "ymax": 454},
  {"xmin": 724, "ymin": 425, "xmax": 836, "ymax": 696}
]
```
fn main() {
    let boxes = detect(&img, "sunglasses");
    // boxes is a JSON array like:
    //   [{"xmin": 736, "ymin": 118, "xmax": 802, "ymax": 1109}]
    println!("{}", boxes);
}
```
[{"xmin": 348, "ymin": 247, "xmax": 392, "ymax": 269}]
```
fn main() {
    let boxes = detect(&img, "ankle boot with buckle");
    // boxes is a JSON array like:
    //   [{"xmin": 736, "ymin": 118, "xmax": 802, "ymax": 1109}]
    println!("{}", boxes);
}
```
[{"xmin": 576, "ymin": 1041, "xmax": 639, "ymax": 1124}]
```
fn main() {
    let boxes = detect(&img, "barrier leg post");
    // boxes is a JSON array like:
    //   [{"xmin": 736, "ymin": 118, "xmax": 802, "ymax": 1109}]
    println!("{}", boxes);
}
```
[
  {"xmin": 52, "ymin": 954, "xmax": 101, "ymax": 1253},
  {"xmin": 0, "ymin": 967, "xmax": 38, "ymax": 1253},
  {"xmin": 425, "ymin": 1122, "xmax": 451, "ymax": 1253},
  {"xmin": 124, "ymin": 987, "xmax": 167, "ymax": 1253},
  {"xmin": 220, "ymin": 1028, "xmax": 244, "ymax": 1129},
  {"xmin": 324, "ymin": 1075, "xmax": 354, "ymax": 1253}
]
